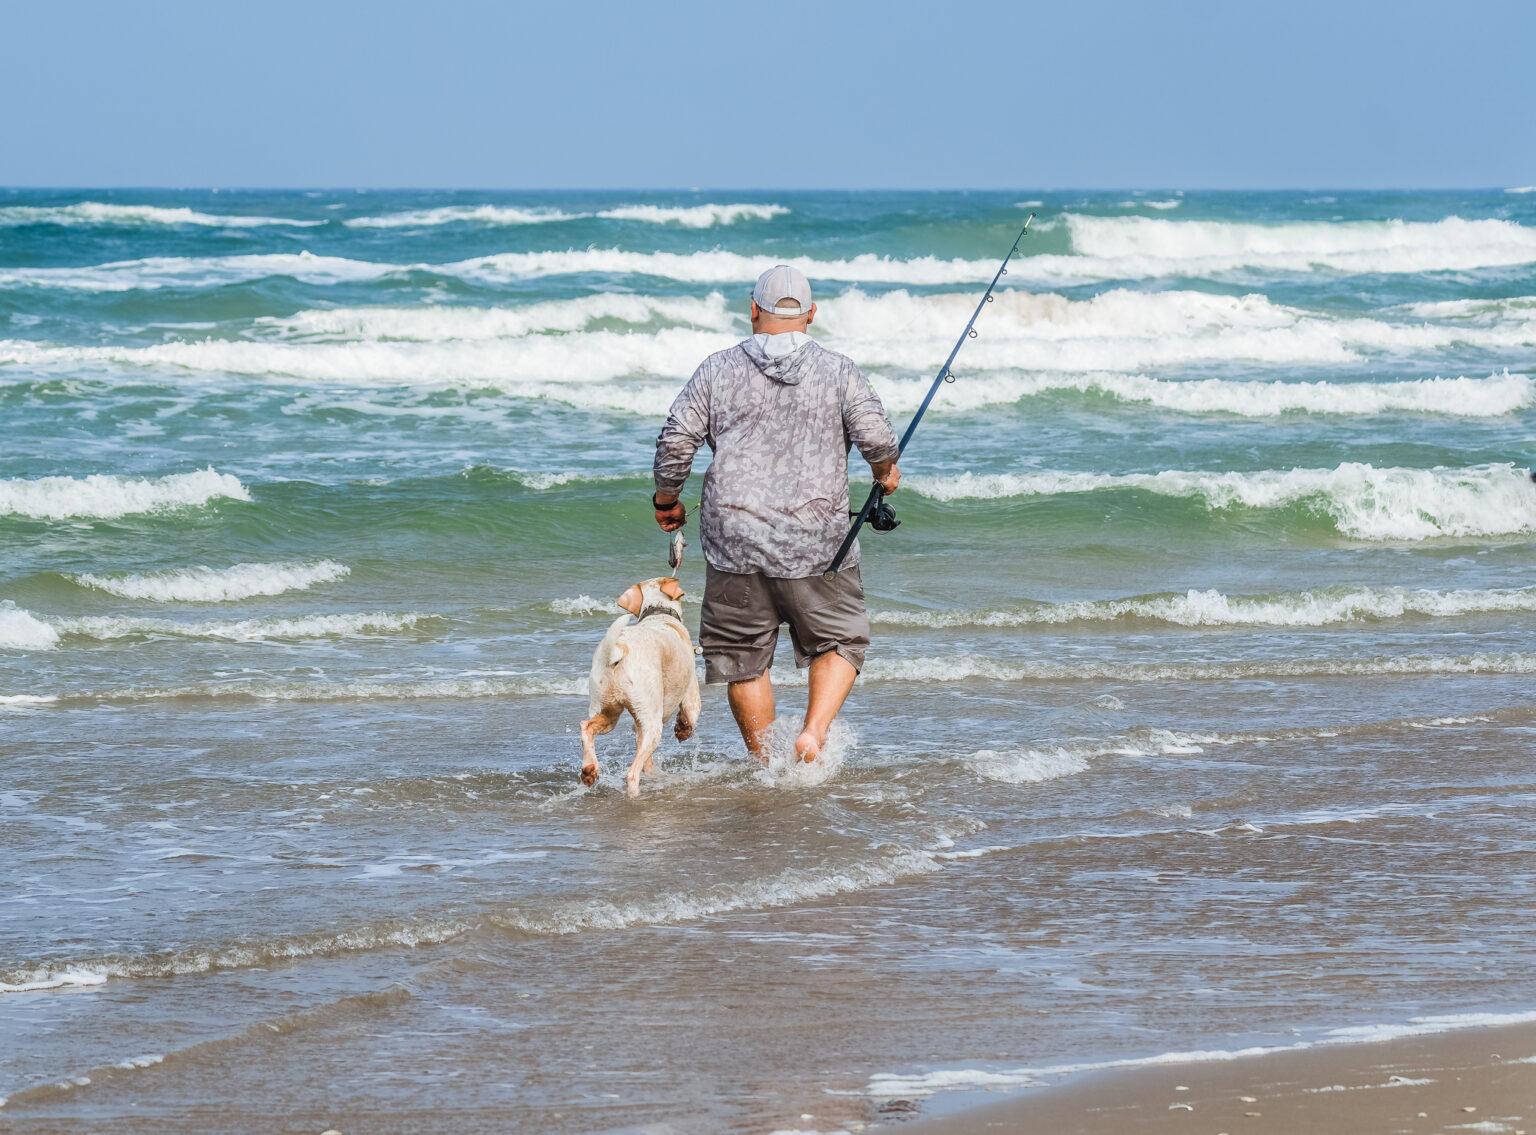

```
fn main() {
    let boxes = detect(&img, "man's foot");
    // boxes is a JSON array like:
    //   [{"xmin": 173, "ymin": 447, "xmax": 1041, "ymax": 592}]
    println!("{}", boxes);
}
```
[{"xmin": 794, "ymin": 730, "xmax": 821, "ymax": 763}]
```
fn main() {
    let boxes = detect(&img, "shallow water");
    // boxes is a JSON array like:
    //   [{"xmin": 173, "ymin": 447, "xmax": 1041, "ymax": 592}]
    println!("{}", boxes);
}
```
[{"xmin": 2, "ymin": 188, "xmax": 1535, "ymax": 1132}]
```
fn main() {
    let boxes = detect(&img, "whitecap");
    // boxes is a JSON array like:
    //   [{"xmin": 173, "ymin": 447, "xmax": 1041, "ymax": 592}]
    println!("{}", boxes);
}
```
[
  {"xmin": 593, "ymin": 202, "xmax": 788, "ymax": 227},
  {"xmin": 0, "ymin": 202, "xmax": 322, "ymax": 227},
  {"xmin": 69, "ymin": 560, "xmax": 349, "ymax": 602},
  {"xmin": 51, "ymin": 611, "xmax": 424, "ymax": 643},
  {"xmin": 0, "ymin": 602, "xmax": 60, "ymax": 650},
  {"xmin": 905, "ymin": 462, "xmax": 1536, "ymax": 541},
  {"xmin": 0, "ymin": 469, "xmax": 248, "ymax": 521},
  {"xmin": 873, "ymin": 584, "xmax": 1536, "ymax": 629}
]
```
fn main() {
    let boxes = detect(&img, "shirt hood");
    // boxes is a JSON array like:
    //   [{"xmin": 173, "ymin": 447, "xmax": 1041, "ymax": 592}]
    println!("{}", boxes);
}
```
[{"xmin": 741, "ymin": 332, "xmax": 818, "ymax": 385}]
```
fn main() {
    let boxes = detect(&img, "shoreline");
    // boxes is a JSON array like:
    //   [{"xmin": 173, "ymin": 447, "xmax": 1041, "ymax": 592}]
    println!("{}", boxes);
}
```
[{"xmin": 894, "ymin": 1019, "xmax": 1536, "ymax": 1135}]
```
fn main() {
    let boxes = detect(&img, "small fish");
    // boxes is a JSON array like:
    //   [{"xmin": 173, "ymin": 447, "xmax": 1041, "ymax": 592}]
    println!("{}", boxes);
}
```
[{"xmin": 668, "ymin": 528, "xmax": 686, "ymax": 572}]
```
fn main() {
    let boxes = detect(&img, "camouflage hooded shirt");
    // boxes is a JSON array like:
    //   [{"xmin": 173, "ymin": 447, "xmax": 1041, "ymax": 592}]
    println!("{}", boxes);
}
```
[{"xmin": 654, "ymin": 336, "xmax": 900, "ymax": 579}]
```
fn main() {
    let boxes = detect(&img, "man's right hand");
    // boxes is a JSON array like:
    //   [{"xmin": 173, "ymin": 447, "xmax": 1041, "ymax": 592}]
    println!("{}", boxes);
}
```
[
  {"xmin": 872, "ymin": 461, "xmax": 901, "ymax": 495},
  {"xmin": 653, "ymin": 493, "xmax": 686, "ymax": 532}
]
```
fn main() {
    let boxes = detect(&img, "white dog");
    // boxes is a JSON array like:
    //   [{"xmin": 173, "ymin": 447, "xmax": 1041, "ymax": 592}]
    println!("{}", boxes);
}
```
[{"xmin": 579, "ymin": 576, "xmax": 701, "ymax": 796}]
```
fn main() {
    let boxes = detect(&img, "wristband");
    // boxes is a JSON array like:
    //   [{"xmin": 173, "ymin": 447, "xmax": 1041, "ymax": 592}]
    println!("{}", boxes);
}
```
[{"xmin": 652, "ymin": 492, "xmax": 683, "ymax": 512}]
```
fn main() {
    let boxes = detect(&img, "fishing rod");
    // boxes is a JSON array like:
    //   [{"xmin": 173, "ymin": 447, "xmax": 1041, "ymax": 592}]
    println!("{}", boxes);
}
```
[{"xmin": 823, "ymin": 213, "xmax": 1036, "ymax": 579}]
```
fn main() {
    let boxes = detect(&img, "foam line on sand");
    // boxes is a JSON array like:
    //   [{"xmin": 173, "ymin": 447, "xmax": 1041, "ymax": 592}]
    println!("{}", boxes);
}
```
[{"xmin": 893, "ymin": 1019, "xmax": 1536, "ymax": 1135}]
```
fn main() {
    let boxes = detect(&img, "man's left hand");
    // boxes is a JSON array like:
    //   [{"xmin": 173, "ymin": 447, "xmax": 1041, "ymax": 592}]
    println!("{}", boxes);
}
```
[{"xmin": 653, "ymin": 493, "xmax": 686, "ymax": 531}]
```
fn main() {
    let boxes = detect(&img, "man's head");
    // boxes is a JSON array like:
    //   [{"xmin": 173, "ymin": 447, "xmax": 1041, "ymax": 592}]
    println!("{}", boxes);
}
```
[{"xmin": 750, "ymin": 263, "xmax": 816, "ymax": 332}]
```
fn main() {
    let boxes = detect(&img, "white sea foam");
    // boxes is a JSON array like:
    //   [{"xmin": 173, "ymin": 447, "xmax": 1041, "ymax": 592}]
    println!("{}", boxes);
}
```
[
  {"xmin": 87, "ymin": 674, "xmax": 591, "ymax": 702},
  {"xmin": 343, "ymin": 201, "xmax": 786, "ymax": 229},
  {"xmin": 593, "ymin": 202, "xmax": 789, "ymax": 227},
  {"xmin": 1506, "ymin": 186, "xmax": 1536, "ymax": 194},
  {"xmin": 0, "ymin": 695, "xmax": 56, "ymax": 710},
  {"xmin": 0, "ymin": 602, "xmax": 60, "ymax": 650},
  {"xmin": 866, "ymin": 1008, "xmax": 1536, "ymax": 1098},
  {"xmin": 0, "ymin": 245, "xmax": 955, "ymax": 295},
  {"xmin": 550, "ymin": 595, "xmax": 620, "ymax": 616},
  {"xmin": 965, "ymin": 748, "xmax": 1090, "ymax": 784},
  {"xmin": 343, "ymin": 204, "xmax": 579, "ymax": 228},
  {"xmin": 3, "ymin": 347, "xmax": 1527, "ymax": 423},
  {"xmin": 69, "ymin": 560, "xmax": 350, "ymax": 602},
  {"xmin": 0, "ymin": 202, "xmax": 322, "ymax": 227},
  {"xmin": 853, "ymin": 651, "xmax": 1536, "ymax": 684},
  {"xmin": 2, "ymin": 834, "xmax": 963, "ymax": 993},
  {"xmin": 0, "ymin": 967, "xmax": 109, "ymax": 993},
  {"xmin": 964, "ymin": 730, "xmax": 1215, "ymax": 785},
  {"xmin": 258, "ymin": 293, "xmax": 736, "ymax": 341},
  {"xmin": 5, "ymin": 215, "xmax": 1533, "ymax": 292},
  {"xmin": 906, "ymin": 462, "xmax": 1536, "ymax": 540},
  {"xmin": 818, "ymin": 287, "xmax": 1536, "ymax": 375},
  {"xmin": 0, "ymin": 328, "xmax": 730, "ymax": 387},
  {"xmin": 0, "ymin": 921, "xmax": 473, "ymax": 991},
  {"xmin": 873, "ymin": 584, "xmax": 1536, "ymax": 629},
  {"xmin": 0, "ymin": 251, "xmax": 398, "ymax": 292},
  {"xmin": 0, "ymin": 469, "xmax": 249, "ymax": 520},
  {"xmin": 489, "ymin": 846, "xmax": 943, "ymax": 936},
  {"xmin": 41, "ymin": 612, "xmax": 424, "ymax": 645},
  {"xmin": 448, "ymin": 247, "xmax": 999, "ymax": 287},
  {"xmin": 1003, "ymin": 214, "xmax": 1536, "ymax": 281},
  {"xmin": 10, "ymin": 283, "xmax": 1532, "ymax": 419}
]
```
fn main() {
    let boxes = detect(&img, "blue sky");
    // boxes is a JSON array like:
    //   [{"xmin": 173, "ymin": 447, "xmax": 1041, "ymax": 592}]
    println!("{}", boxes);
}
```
[{"xmin": 4, "ymin": 0, "xmax": 1533, "ymax": 188}]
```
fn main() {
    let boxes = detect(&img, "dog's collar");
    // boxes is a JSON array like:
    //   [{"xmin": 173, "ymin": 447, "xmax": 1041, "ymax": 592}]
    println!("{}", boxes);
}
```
[{"xmin": 636, "ymin": 604, "xmax": 682, "ymax": 623}]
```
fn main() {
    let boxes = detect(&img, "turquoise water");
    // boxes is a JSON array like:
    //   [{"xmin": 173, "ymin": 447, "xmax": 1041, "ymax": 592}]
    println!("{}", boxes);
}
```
[{"xmin": 3, "ymin": 188, "xmax": 1536, "ymax": 1132}]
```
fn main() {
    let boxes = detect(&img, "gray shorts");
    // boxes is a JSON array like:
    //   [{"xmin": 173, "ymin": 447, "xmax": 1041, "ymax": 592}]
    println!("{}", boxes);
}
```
[{"xmin": 698, "ymin": 564, "xmax": 870, "ymax": 684}]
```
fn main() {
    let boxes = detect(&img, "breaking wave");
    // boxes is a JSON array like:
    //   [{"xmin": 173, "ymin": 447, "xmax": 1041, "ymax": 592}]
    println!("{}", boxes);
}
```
[
  {"xmin": 68, "ymin": 560, "xmax": 349, "ymax": 602},
  {"xmin": 343, "ymin": 201, "xmax": 786, "ymax": 229},
  {"xmin": 964, "ymin": 730, "xmax": 1209, "ymax": 785},
  {"xmin": 0, "ymin": 202, "xmax": 322, "ymax": 228},
  {"xmin": 873, "ymin": 584, "xmax": 1536, "ymax": 629},
  {"xmin": 344, "ymin": 204, "xmax": 577, "ymax": 228},
  {"xmin": 0, "ymin": 248, "xmax": 999, "ymax": 293},
  {"xmin": 854, "ymin": 652, "xmax": 1536, "ymax": 684},
  {"xmin": 592, "ymin": 202, "xmax": 789, "ymax": 227},
  {"xmin": 256, "ymin": 293, "xmax": 735, "ymax": 341},
  {"xmin": 1009, "ymin": 214, "xmax": 1536, "ymax": 281},
  {"xmin": 0, "ymin": 469, "xmax": 249, "ymax": 520},
  {"xmin": 7, "ymin": 610, "xmax": 426, "ymax": 650},
  {"xmin": 906, "ymin": 462, "xmax": 1536, "ymax": 541},
  {"xmin": 0, "ymin": 602, "xmax": 59, "ymax": 650}
]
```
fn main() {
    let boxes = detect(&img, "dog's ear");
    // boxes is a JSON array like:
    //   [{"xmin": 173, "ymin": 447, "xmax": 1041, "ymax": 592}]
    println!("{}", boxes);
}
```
[
  {"xmin": 617, "ymin": 585, "xmax": 642, "ymax": 615},
  {"xmin": 659, "ymin": 577, "xmax": 684, "ymax": 602}
]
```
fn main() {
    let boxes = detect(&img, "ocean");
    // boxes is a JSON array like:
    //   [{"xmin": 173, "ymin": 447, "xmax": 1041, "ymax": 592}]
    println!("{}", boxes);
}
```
[{"xmin": 2, "ymin": 187, "xmax": 1535, "ymax": 1133}]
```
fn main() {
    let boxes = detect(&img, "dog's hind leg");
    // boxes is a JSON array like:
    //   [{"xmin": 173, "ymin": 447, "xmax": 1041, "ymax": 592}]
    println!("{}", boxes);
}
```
[
  {"xmin": 579, "ymin": 706, "xmax": 621, "ymax": 787},
  {"xmin": 626, "ymin": 713, "xmax": 662, "ymax": 798},
  {"xmin": 674, "ymin": 676, "xmax": 701, "ymax": 742}
]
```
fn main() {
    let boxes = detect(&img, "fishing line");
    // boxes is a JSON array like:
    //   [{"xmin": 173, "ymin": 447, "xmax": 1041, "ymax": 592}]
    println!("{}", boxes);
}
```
[{"xmin": 823, "ymin": 213, "xmax": 1036, "ymax": 579}]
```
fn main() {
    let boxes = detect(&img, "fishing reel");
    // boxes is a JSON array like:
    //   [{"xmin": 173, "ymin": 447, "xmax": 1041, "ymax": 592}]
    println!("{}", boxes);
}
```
[
  {"xmin": 851, "ymin": 491, "xmax": 901, "ymax": 532},
  {"xmin": 868, "ymin": 498, "xmax": 901, "ymax": 532}
]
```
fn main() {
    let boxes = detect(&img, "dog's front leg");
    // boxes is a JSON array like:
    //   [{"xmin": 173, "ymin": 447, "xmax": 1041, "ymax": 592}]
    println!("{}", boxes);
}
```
[
  {"xmin": 674, "ymin": 675, "xmax": 701, "ymax": 742},
  {"xmin": 627, "ymin": 713, "xmax": 663, "ymax": 797}
]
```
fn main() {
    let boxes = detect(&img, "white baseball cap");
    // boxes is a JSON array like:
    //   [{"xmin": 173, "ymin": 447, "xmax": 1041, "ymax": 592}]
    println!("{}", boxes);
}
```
[{"xmin": 752, "ymin": 264, "xmax": 813, "ymax": 316}]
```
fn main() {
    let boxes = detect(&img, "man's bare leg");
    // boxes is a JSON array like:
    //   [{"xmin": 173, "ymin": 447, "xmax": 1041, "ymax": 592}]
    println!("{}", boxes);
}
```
[
  {"xmin": 795, "ymin": 651, "xmax": 858, "ymax": 762},
  {"xmin": 727, "ymin": 674, "xmax": 775, "ymax": 762}
]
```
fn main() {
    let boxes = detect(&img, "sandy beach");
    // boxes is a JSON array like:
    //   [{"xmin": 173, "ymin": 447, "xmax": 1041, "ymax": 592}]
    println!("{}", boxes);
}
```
[{"xmin": 900, "ymin": 1021, "xmax": 1536, "ymax": 1135}]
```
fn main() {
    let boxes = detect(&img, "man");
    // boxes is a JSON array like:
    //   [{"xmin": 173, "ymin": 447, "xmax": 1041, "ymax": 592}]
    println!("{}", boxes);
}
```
[{"xmin": 652, "ymin": 264, "xmax": 901, "ymax": 763}]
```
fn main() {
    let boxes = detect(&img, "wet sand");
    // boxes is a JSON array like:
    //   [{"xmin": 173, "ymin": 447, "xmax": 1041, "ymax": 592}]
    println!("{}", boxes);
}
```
[{"xmin": 900, "ymin": 1022, "xmax": 1536, "ymax": 1135}]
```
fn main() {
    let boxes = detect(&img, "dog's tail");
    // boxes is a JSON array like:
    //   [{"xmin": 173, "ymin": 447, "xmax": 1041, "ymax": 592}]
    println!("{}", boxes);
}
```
[{"xmin": 595, "ymin": 614, "xmax": 631, "ymax": 673}]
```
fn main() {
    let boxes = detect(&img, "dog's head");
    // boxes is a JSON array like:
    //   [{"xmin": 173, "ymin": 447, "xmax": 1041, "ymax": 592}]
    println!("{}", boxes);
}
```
[{"xmin": 617, "ymin": 576, "xmax": 684, "ymax": 619}]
